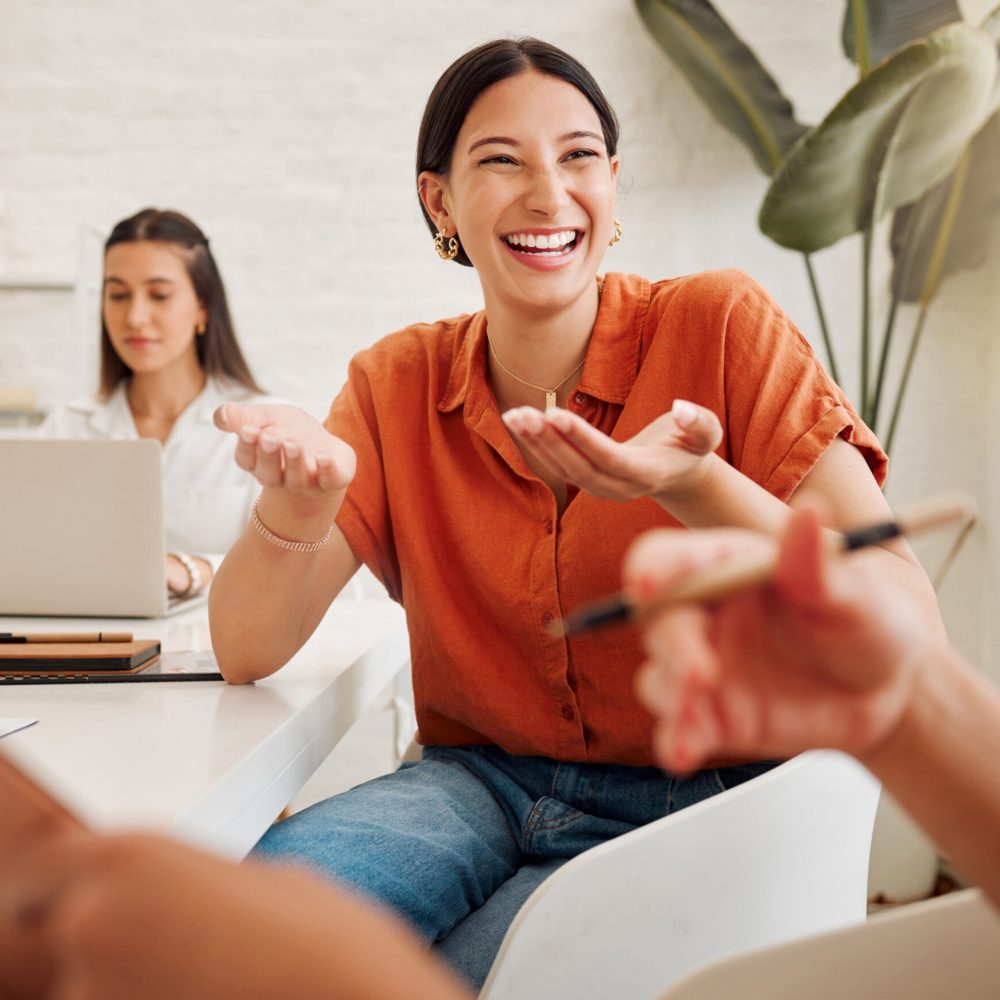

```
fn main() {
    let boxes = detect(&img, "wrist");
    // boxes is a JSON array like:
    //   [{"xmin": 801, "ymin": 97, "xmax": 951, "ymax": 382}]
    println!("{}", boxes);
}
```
[
  {"xmin": 858, "ymin": 640, "xmax": 952, "ymax": 778},
  {"xmin": 652, "ymin": 451, "xmax": 719, "ymax": 511},
  {"xmin": 252, "ymin": 490, "xmax": 342, "ymax": 552}
]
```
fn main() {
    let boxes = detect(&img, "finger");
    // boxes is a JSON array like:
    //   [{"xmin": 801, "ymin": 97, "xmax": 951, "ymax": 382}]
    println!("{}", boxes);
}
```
[
  {"xmin": 254, "ymin": 431, "xmax": 286, "ymax": 489},
  {"xmin": 670, "ymin": 399, "xmax": 723, "ymax": 455},
  {"xmin": 316, "ymin": 441, "xmax": 356, "ymax": 491},
  {"xmin": 233, "ymin": 423, "xmax": 261, "ymax": 473},
  {"xmin": 775, "ymin": 506, "xmax": 834, "ymax": 610},
  {"xmin": 623, "ymin": 528, "xmax": 766, "ymax": 599},
  {"xmin": 281, "ymin": 440, "xmax": 312, "ymax": 492},
  {"xmin": 214, "ymin": 403, "xmax": 276, "ymax": 434}
]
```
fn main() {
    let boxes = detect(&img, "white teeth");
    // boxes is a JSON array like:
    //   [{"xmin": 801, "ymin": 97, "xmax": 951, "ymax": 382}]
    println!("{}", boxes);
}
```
[{"xmin": 505, "ymin": 230, "xmax": 577, "ymax": 251}]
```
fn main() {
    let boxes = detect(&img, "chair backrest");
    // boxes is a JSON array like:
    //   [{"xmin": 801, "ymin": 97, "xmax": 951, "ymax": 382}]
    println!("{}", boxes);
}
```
[
  {"xmin": 657, "ymin": 888, "xmax": 1000, "ymax": 1000},
  {"xmin": 480, "ymin": 751, "xmax": 880, "ymax": 1000}
]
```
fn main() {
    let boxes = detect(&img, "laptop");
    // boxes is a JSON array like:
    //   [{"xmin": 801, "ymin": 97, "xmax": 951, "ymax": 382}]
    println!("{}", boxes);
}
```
[{"xmin": 0, "ymin": 438, "xmax": 203, "ymax": 617}]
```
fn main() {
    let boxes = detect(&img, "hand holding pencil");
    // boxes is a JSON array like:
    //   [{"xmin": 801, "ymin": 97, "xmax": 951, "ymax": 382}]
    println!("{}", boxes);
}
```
[{"xmin": 622, "ymin": 501, "xmax": 965, "ymax": 772}]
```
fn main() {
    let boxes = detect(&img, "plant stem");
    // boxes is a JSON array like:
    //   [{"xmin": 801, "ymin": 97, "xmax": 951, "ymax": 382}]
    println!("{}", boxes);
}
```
[
  {"xmin": 885, "ymin": 303, "xmax": 930, "ymax": 454},
  {"xmin": 802, "ymin": 253, "xmax": 840, "ymax": 384},
  {"xmin": 860, "ymin": 225, "xmax": 873, "ymax": 420},
  {"xmin": 869, "ymin": 290, "xmax": 901, "ymax": 433},
  {"xmin": 851, "ymin": 0, "xmax": 871, "ymax": 76}
]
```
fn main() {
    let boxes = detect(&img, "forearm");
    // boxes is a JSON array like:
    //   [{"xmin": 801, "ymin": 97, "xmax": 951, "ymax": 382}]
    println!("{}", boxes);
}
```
[
  {"xmin": 654, "ymin": 451, "xmax": 944, "ymax": 636},
  {"xmin": 209, "ymin": 491, "xmax": 358, "ymax": 684},
  {"xmin": 863, "ymin": 646, "xmax": 1000, "ymax": 909}
]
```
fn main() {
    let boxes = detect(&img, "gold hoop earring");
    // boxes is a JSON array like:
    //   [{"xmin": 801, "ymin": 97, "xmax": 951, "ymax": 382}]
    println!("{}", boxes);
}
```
[
  {"xmin": 434, "ymin": 228, "xmax": 459, "ymax": 261},
  {"xmin": 196, "ymin": 322, "xmax": 206, "ymax": 336},
  {"xmin": 608, "ymin": 218, "xmax": 623, "ymax": 247}
]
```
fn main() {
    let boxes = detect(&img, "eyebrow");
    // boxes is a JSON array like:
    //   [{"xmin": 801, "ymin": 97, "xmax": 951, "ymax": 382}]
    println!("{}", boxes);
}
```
[
  {"xmin": 466, "ymin": 130, "xmax": 604, "ymax": 155},
  {"xmin": 104, "ymin": 276, "xmax": 176, "ymax": 286}
]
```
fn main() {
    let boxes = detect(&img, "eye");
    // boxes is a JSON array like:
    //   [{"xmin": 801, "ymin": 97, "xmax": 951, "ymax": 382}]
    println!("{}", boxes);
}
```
[
  {"xmin": 480, "ymin": 154, "xmax": 517, "ymax": 166},
  {"xmin": 150, "ymin": 292, "xmax": 171, "ymax": 302},
  {"xmin": 106, "ymin": 292, "xmax": 128, "ymax": 302},
  {"xmin": 564, "ymin": 149, "xmax": 600, "ymax": 162}
]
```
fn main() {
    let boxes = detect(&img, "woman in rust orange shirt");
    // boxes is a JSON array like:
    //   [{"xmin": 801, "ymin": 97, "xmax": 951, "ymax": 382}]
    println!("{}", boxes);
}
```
[{"xmin": 209, "ymin": 37, "xmax": 940, "ymax": 987}]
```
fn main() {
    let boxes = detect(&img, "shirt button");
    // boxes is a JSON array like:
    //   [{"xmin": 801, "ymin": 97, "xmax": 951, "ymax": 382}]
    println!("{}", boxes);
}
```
[
  {"xmin": 543, "ymin": 519, "xmax": 553, "ymax": 535},
  {"xmin": 541, "ymin": 612, "xmax": 554, "ymax": 627},
  {"xmin": 561, "ymin": 704, "xmax": 575, "ymax": 721},
  {"xmin": 573, "ymin": 392, "xmax": 587, "ymax": 404}
]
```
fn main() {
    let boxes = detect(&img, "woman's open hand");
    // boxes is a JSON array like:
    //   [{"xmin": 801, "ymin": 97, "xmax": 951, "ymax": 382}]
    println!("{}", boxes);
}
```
[
  {"xmin": 501, "ymin": 398, "xmax": 722, "ymax": 503},
  {"xmin": 215, "ymin": 403, "xmax": 356, "ymax": 498}
]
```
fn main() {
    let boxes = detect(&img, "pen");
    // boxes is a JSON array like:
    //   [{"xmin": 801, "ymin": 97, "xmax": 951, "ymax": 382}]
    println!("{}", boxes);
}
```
[
  {"xmin": 0, "ymin": 632, "xmax": 133, "ymax": 645},
  {"xmin": 551, "ymin": 492, "xmax": 975, "ymax": 639}
]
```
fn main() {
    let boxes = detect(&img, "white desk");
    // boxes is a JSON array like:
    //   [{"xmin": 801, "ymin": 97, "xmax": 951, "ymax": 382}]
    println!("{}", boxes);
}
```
[{"xmin": 0, "ymin": 595, "xmax": 408, "ymax": 858}]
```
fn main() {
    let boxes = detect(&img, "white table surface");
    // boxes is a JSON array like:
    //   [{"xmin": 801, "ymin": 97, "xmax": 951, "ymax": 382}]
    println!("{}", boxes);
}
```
[{"xmin": 0, "ymin": 594, "xmax": 409, "ymax": 858}]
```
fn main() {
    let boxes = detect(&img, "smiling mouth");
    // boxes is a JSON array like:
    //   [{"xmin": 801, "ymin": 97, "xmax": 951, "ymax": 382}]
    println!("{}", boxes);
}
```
[{"xmin": 503, "ymin": 229, "xmax": 580, "ymax": 257}]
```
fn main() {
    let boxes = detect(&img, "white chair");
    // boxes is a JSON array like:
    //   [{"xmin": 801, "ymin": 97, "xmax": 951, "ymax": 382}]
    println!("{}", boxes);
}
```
[
  {"xmin": 657, "ymin": 888, "xmax": 1000, "ymax": 999},
  {"xmin": 479, "ymin": 751, "xmax": 880, "ymax": 1000}
]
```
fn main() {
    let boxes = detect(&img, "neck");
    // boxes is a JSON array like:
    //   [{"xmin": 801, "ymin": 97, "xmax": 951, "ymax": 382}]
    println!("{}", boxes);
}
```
[
  {"xmin": 127, "ymin": 364, "xmax": 207, "ymax": 421},
  {"xmin": 484, "ymin": 279, "xmax": 601, "ymax": 410}
]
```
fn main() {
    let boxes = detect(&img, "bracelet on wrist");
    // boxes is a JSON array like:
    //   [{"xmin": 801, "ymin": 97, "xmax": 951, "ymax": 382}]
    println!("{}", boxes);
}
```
[
  {"xmin": 251, "ymin": 496, "xmax": 334, "ymax": 553},
  {"xmin": 170, "ymin": 551, "xmax": 203, "ymax": 597}
]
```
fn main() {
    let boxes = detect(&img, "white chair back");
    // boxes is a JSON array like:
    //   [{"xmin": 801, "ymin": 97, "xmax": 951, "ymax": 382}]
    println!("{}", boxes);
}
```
[{"xmin": 480, "ymin": 751, "xmax": 879, "ymax": 1000}]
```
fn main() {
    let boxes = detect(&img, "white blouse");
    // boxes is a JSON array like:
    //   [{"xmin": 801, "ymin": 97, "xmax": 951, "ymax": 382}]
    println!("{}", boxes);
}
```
[{"xmin": 42, "ymin": 378, "xmax": 268, "ymax": 560}]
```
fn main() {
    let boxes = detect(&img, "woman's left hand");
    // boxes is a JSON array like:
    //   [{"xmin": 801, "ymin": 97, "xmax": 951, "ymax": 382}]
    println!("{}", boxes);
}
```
[{"xmin": 502, "ymin": 398, "xmax": 723, "ymax": 502}]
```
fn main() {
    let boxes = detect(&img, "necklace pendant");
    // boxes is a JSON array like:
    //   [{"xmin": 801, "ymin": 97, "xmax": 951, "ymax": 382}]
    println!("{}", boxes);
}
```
[{"xmin": 545, "ymin": 390, "xmax": 557, "ymax": 411}]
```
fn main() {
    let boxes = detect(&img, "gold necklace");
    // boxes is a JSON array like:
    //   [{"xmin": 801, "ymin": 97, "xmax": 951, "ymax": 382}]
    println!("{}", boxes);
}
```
[
  {"xmin": 488, "ymin": 340, "xmax": 585, "ymax": 411},
  {"xmin": 488, "ymin": 277, "xmax": 602, "ymax": 411}
]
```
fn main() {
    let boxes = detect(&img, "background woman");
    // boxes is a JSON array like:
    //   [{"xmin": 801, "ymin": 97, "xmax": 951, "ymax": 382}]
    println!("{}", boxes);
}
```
[
  {"xmin": 208, "ymin": 38, "xmax": 941, "ymax": 986},
  {"xmin": 44, "ymin": 208, "xmax": 266, "ymax": 599}
]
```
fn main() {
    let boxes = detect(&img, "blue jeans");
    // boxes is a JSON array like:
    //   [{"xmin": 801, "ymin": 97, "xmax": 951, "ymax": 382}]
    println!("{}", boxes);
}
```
[{"xmin": 253, "ymin": 746, "xmax": 774, "ymax": 987}]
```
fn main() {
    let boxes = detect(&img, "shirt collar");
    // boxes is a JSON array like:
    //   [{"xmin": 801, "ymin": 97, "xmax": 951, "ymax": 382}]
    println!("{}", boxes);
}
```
[{"xmin": 436, "ymin": 272, "xmax": 651, "ymax": 417}]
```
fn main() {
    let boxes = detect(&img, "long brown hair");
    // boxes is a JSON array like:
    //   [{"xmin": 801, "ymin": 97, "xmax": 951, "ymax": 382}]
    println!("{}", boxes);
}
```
[
  {"xmin": 416, "ymin": 38, "xmax": 620, "ymax": 267},
  {"xmin": 99, "ymin": 208, "xmax": 264, "ymax": 398}
]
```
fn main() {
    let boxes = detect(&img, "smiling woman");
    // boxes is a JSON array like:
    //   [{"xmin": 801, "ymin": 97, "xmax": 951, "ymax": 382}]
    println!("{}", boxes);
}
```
[
  {"xmin": 42, "ymin": 208, "xmax": 269, "ymax": 598},
  {"xmin": 205, "ymin": 37, "xmax": 943, "ymax": 989}
]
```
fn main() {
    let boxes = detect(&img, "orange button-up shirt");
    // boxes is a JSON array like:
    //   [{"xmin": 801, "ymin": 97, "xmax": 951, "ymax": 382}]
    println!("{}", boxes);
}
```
[{"xmin": 326, "ymin": 270, "xmax": 886, "ymax": 766}]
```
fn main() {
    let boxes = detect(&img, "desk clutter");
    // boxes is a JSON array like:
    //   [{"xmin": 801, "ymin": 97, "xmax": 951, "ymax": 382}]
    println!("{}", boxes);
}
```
[{"xmin": 0, "ymin": 634, "xmax": 223, "ymax": 683}]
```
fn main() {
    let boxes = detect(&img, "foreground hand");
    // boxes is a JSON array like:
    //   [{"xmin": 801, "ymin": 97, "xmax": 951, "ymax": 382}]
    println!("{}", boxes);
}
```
[
  {"xmin": 215, "ymin": 402, "xmax": 356, "ymax": 498},
  {"xmin": 8, "ymin": 833, "xmax": 470, "ymax": 1000},
  {"xmin": 501, "ymin": 398, "xmax": 722, "ymax": 502},
  {"xmin": 626, "ymin": 508, "xmax": 937, "ymax": 772}
]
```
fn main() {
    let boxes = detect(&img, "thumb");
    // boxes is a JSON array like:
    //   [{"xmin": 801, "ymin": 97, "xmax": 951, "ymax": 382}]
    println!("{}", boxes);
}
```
[
  {"xmin": 774, "ymin": 505, "xmax": 835, "ymax": 610},
  {"xmin": 671, "ymin": 399, "xmax": 723, "ymax": 455},
  {"xmin": 214, "ymin": 403, "xmax": 267, "ymax": 433}
]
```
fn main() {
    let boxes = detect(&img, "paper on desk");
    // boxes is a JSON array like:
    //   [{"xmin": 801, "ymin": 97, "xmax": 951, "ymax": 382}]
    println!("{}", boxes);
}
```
[{"xmin": 0, "ymin": 718, "xmax": 38, "ymax": 740}]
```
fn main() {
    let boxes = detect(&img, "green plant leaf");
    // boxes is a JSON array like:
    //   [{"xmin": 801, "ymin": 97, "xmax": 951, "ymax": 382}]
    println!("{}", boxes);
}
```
[
  {"xmin": 842, "ymin": 0, "xmax": 962, "ymax": 66},
  {"xmin": 889, "ymin": 112, "xmax": 1000, "ymax": 301},
  {"xmin": 633, "ymin": 0, "xmax": 808, "ymax": 175},
  {"xmin": 889, "ymin": 6, "xmax": 1000, "ymax": 301},
  {"xmin": 759, "ymin": 22, "xmax": 996, "ymax": 252}
]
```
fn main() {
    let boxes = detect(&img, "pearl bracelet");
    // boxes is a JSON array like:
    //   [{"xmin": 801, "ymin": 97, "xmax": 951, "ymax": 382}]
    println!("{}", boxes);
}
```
[
  {"xmin": 251, "ymin": 497, "xmax": 334, "ymax": 553},
  {"xmin": 170, "ymin": 551, "xmax": 203, "ymax": 597}
]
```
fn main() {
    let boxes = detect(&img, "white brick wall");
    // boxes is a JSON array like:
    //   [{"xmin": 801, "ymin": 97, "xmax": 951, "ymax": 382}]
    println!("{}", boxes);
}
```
[{"xmin": 2, "ymin": 0, "xmax": 998, "ymax": 676}]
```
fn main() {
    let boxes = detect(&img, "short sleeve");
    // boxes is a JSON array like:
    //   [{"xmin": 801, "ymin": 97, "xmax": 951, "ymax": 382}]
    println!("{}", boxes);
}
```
[
  {"xmin": 325, "ymin": 357, "xmax": 403, "ymax": 603},
  {"xmin": 721, "ymin": 274, "xmax": 887, "ymax": 500}
]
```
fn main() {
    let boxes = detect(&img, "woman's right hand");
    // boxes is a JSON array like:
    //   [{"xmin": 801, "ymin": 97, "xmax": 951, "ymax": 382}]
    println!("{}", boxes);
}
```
[
  {"xmin": 215, "ymin": 403, "xmax": 356, "ymax": 537},
  {"xmin": 215, "ymin": 403, "xmax": 356, "ymax": 495}
]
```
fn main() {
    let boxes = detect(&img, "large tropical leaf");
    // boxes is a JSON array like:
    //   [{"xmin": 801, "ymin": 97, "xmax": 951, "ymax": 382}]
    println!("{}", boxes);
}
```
[
  {"xmin": 633, "ymin": 0, "xmax": 808, "ymax": 175},
  {"xmin": 759, "ymin": 23, "xmax": 996, "ymax": 252},
  {"xmin": 889, "ymin": 7, "xmax": 1000, "ymax": 301},
  {"xmin": 889, "ymin": 115, "xmax": 1000, "ymax": 301},
  {"xmin": 842, "ymin": 0, "xmax": 962, "ymax": 67}
]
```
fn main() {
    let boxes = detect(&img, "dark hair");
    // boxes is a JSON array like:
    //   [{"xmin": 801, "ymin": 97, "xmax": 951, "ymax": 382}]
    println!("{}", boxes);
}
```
[
  {"xmin": 99, "ymin": 208, "xmax": 264, "ymax": 398},
  {"xmin": 416, "ymin": 37, "xmax": 620, "ymax": 267}
]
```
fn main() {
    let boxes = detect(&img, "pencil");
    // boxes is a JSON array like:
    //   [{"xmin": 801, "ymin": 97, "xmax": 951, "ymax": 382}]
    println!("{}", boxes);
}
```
[
  {"xmin": 0, "ymin": 632, "xmax": 133, "ymax": 645},
  {"xmin": 551, "ymin": 492, "xmax": 975, "ymax": 639}
]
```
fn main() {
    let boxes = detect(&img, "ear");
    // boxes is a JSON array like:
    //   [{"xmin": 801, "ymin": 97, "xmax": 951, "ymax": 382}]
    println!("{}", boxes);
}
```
[
  {"xmin": 609, "ymin": 153, "xmax": 620, "ymax": 183},
  {"xmin": 418, "ymin": 171, "xmax": 453, "ymax": 234}
]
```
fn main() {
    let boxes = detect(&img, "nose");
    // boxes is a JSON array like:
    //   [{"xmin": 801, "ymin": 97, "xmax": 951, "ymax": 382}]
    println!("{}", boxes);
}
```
[
  {"xmin": 523, "ymin": 166, "xmax": 570, "ymax": 216},
  {"xmin": 125, "ymin": 297, "xmax": 150, "ymax": 329}
]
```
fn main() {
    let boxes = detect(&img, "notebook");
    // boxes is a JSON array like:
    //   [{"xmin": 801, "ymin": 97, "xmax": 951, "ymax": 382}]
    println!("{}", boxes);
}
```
[{"xmin": 0, "ymin": 439, "xmax": 202, "ymax": 618}]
